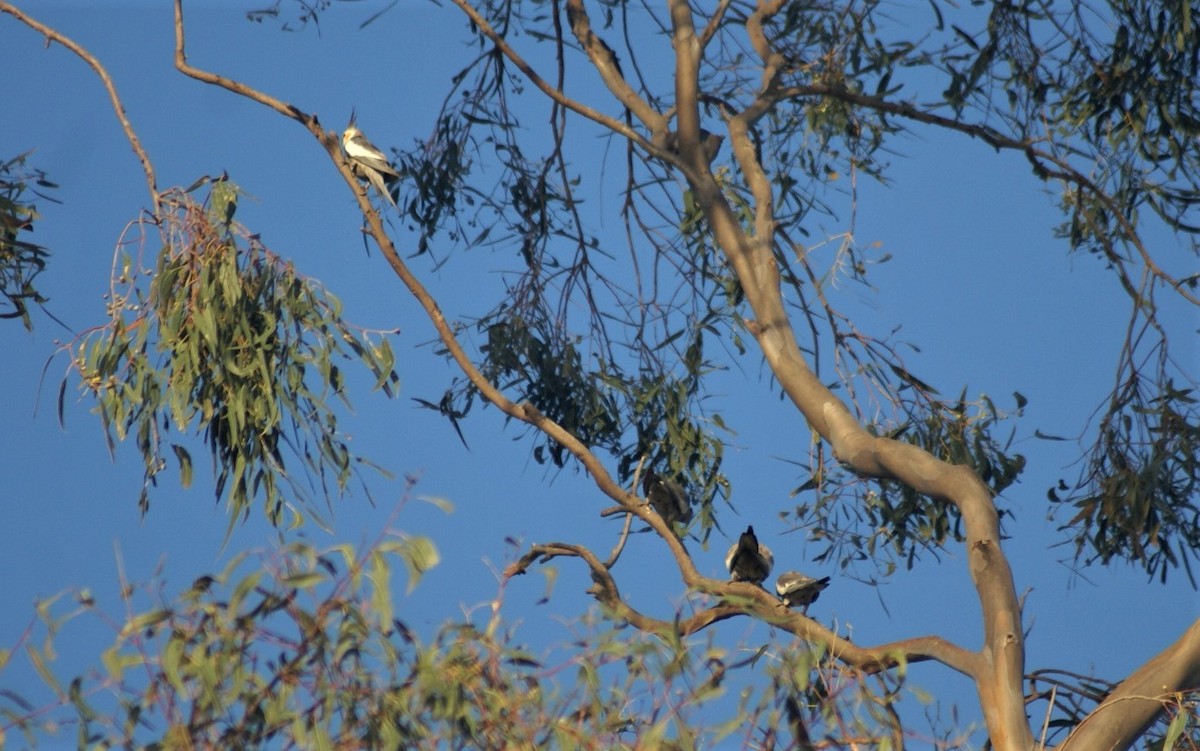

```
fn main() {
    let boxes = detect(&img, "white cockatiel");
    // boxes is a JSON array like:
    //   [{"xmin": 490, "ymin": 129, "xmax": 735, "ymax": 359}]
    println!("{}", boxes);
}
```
[
  {"xmin": 341, "ymin": 118, "xmax": 400, "ymax": 207},
  {"xmin": 725, "ymin": 525, "xmax": 774, "ymax": 585}
]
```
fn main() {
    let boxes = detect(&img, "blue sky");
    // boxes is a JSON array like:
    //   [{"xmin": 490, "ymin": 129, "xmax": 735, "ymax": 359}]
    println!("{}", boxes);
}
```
[{"xmin": 1, "ymin": 1, "xmax": 1197, "ymax": 747}]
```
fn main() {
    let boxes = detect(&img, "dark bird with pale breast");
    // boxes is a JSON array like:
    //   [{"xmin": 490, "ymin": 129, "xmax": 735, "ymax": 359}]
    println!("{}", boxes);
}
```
[
  {"xmin": 641, "ymin": 468, "xmax": 693, "ymax": 527},
  {"xmin": 775, "ymin": 571, "xmax": 831, "ymax": 611},
  {"xmin": 341, "ymin": 116, "xmax": 400, "ymax": 207},
  {"xmin": 725, "ymin": 525, "xmax": 774, "ymax": 585}
]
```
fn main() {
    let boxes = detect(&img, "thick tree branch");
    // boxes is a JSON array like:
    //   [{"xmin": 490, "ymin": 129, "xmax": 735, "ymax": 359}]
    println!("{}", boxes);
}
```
[
  {"xmin": 665, "ymin": 21, "xmax": 1033, "ymax": 751},
  {"xmin": 562, "ymin": 0, "xmax": 662, "ymax": 135},
  {"xmin": 1055, "ymin": 617, "xmax": 1200, "ymax": 751},
  {"xmin": 667, "ymin": 0, "xmax": 720, "ymax": 183},
  {"xmin": 2, "ymin": 3, "xmax": 158, "ymax": 208}
]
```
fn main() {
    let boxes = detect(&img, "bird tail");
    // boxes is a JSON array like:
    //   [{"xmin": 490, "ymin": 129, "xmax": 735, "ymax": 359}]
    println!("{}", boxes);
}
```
[{"xmin": 364, "ymin": 168, "xmax": 397, "ymax": 207}]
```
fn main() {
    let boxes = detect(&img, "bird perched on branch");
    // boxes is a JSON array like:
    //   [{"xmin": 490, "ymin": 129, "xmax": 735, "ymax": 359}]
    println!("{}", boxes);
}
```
[
  {"xmin": 775, "ymin": 571, "xmax": 831, "ymax": 612},
  {"xmin": 652, "ymin": 128, "xmax": 725, "ymax": 165},
  {"xmin": 341, "ymin": 115, "xmax": 400, "ymax": 207},
  {"xmin": 725, "ymin": 525, "xmax": 774, "ymax": 585},
  {"xmin": 641, "ymin": 467, "xmax": 693, "ymax": 528}
]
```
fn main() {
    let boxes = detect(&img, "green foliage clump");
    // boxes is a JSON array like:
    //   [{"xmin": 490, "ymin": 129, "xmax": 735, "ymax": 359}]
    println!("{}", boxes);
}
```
[
  {"xmin": 1051, "ymin": 380, "xmax": 1200, "ymax": 585},
  {"xmin": 0, "ymin": 535, "xmax": 860, "ymax": 750},
  {"xmin": 0, "ymin": 151, "xmax": 55, "ymax": 331},
  {"xmin": 68, "ymin": 181, "xmax": 400, "ymax": 531}
]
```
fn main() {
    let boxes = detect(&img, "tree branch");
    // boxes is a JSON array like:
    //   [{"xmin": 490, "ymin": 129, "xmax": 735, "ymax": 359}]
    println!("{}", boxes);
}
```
[
  {"xmin": 447, "ymin": 0, "xmax": 654, "ymax": 154},
  {"xmin": 775, "ymin": 83, "xmax": 1198, "ymax": 306},
  {"xmin": 1055, "ymin": 617, "xmax": 1200, "ymax": 751},
  {"xmin": 506, "ymin": 541, "xmax": 982, "ymax": 678},
  {"xmin": 1, "ymin": 2, "xmax": 158, "ymax": 208},
  {"xmin": 562, "ymin": 0, "xmax": 662, "ymax": 135},
  {"xmin": 669, "ymin": 22, "xmax": 1034, "ymax": 751}
]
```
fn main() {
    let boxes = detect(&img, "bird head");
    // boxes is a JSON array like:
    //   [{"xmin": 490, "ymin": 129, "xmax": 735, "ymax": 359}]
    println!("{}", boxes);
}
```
[
  {"xmin": 640, "ymin": 467, "xmax": 657, "ymax": 496},
  {"xmin": 341, "ymin": 126, "xmax": 362, "ymax": 148},
  {"xmin": 342, "ymin": 106, "xmax": 362, "ymax": 148}
]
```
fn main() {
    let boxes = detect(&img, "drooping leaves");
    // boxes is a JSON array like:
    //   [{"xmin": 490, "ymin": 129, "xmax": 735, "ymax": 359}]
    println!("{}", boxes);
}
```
[
  {"xmin": 1050, "ymin": 380, "xmax": 1200, "ymax": 585},
  {"xmin": 67, "ymin": 181, "xmax": 400, "ymax": 530},
  {"xmin": 0, "ymin": 151, "xmax": 56, "ymax": 331}
]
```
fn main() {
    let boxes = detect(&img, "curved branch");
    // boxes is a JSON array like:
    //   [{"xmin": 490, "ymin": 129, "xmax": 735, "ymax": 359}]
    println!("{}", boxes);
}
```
[
  {"xmin": 1055, "ymin": 617, "xmax": 1200, "ymax": 751},
  {"xmin": 507, "ymin": 541, "xmax": 982, "ymax": 679},
  {"xmin": 664, "ymin": 34, "xmax": 1032, "ymax": 751},
  {"xmin": 2, "ymin": 3, "xmax": 158, "ymax": 208},
  {"xmin": 602, "ymin": 510, "xmax": 634, "ymax": 569},
  {"xmin": 174, "ymin": 2, "xmax": 313, "ymax": 128},
  {"xmin": 563, "ymin": 0, "xmax": 662, "ymax": 134},
  {"xmin": 693, "ymin": 576, "xmax": 983, "ymax": 678},
  {"xmin": 503, "ymin": 541, "xmax": 743, "ymax": 635}
]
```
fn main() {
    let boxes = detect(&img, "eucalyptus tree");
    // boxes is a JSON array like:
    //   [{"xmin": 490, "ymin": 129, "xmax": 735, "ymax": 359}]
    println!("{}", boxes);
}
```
[{"xmin": 1, "ymin": 0, "xmax": 1197, "ymax": 748}]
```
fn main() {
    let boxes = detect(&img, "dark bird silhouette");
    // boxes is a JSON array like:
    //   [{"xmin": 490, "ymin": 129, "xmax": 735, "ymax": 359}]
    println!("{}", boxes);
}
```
[
  {"xmin": 725, "ymin": 525, "xmax": 774, "ymax": 585},
  {"xmin": 657, "ymin": 128, "xmax": 724, "ymax": 164},
  {"xmin": 775, "ymin": 571, "xmax": 831, "ymax": 612},
  {"xmin": 641, "ymin": 468, "xmax": 693, "ymax": 527}
]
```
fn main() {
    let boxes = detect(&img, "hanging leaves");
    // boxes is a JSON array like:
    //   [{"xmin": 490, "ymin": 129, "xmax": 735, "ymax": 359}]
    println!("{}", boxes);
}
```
[
  {"xmin": 67, "ymin": 182, "xmax": 400, "ymax": 530},
  {"xmin": 1050, "ymin": 380, "xmax": 1200, "ymax": 585},
  {"xmin": 0, "ymin": 151, "xmax": 56, "ymax": 331}
]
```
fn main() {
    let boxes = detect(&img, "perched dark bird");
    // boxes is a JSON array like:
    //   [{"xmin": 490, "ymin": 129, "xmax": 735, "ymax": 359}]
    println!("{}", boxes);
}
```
[
  {"xmin": 725, "ymin": 525, "xmax": 774, "ymax": 585},
  {"xmin": 641, "ymin": 468, "xmax": 693, "ymax": 527},
  {"xmin": 775, "ymin": 571, "xmax": 831, "ymax": 612},
  {"xmin": 342, "ymin": 117, "xmax": 400, "ymax": 207},
  {"xmin": 655, "ymin": 128, "xmax": 725, "ymax": 164}
]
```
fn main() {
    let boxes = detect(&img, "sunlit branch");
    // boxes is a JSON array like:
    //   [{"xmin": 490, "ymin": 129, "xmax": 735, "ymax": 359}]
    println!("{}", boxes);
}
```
[
  {"xmin": 666, "ymin": 0, "xmax": 721, "ymax": 184},
  {"xmin": 696, "ymin": 0, "xmax": 731, "ymax": 53},
  {"xmin": 723, "ymin": 1, "xmax": 785, "ymax": 246},
  {"xmin": 745, "ymin": 0, "xmax": 787, "ymax": 70},
  {"xmin": 507, "ymin": 540, "xmax": 982, "ymax": 678},
  {"xmin": 671, "ymin": 66, "xmax": 1034, "ymax": 751},
  {"xmin": 1055, "ymin": 617, "xmax": 1200, "ymax": 751}
]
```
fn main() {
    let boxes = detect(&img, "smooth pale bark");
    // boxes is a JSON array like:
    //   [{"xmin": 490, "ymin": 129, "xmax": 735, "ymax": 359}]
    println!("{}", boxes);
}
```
[
  {"xmin": 169, "ymin": 1, "xmax": 1199, "ymax": 748},
  {"xmin": 1057, "ymin": 618, "xmax": 1200, "ymax": 751}
]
